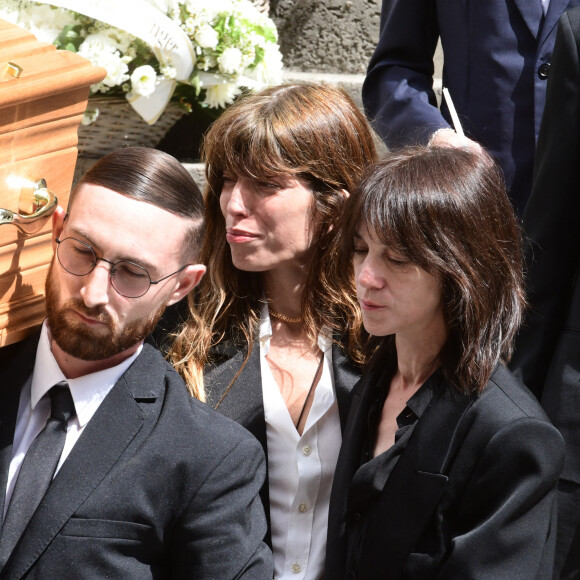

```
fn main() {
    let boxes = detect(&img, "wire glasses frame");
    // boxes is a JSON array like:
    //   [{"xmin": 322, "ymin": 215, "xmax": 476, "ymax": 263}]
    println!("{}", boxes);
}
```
[{"xmin": 55, "ymin": 236, "xmax": 187, "ymax": 298}]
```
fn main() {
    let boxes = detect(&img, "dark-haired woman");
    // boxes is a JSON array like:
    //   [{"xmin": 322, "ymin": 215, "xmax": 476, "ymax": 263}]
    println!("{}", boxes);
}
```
[
  {"xmin": 167, "ymin": 83, "xmax": 377, "ymax": 579},
  {"xmin": 325, "ymin": 146, "xmax": 564, "ymax": 579}
]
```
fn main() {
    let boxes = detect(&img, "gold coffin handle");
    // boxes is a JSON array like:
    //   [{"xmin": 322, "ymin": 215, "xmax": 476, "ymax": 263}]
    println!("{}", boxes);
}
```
[{"xmin": 0, "ymin": 179, "xmax": 57, "ymax": 234}]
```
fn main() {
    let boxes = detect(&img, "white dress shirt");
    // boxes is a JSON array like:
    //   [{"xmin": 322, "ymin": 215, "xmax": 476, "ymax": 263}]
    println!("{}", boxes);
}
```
[
  {"xmin": 4, "ymin": 321, "xmax": 141, "ymax": 516},
  {"xmin": 543, "ymin": 0, "xmax": 550, "ymax": 14},
  {"xmin": 260, "ymin": 307, "xmax": 342, "ymax": 579}
]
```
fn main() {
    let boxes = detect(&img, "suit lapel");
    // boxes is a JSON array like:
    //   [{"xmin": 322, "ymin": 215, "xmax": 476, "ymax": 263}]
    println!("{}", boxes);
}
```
[
  {"xmin": 357, "ymin": 382, "xmax": 473, "ymax": 579},
  {"xmin": 1, "ymin": 344, "xmax": 167, "ymax": 580},
  {"xmin": 540, "ymin": 0, "xmax": 570, "ymax": 47},
  {"xmin": 0, "ymin": 335, "xmax": 38, "ymax": 530},
  {"xmin": 205, "ymin": 343, "xmax": 267, "ymax": 450},
  {"xmin": 512, "ymin": 0, "xmax": 545, "ymax": 39}
]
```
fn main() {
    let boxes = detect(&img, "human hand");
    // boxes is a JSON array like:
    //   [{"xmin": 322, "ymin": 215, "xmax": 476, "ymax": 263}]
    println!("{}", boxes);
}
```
[{"xmin": 428, "ymin": 128, "xmax": 483, "ymax": 152}]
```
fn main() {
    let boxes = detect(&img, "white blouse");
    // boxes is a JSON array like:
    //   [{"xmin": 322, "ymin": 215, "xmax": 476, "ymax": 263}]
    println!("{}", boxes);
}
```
[{"xmin": 260, "ymin": 307, "xmax": 342, "ymax": 579}]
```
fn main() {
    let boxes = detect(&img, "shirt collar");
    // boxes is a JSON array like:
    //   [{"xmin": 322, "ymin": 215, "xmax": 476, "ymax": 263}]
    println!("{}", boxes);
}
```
[
  {"xmin": 397, "ymin": 369, "xmax": 441, "ymax": 428},
  {"xmin": 31, "ymin": 321, "xmax": 142, "ymax": 427}
]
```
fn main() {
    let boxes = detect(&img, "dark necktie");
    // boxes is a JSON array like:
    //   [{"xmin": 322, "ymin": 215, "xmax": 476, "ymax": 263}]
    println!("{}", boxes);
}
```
[{"xmin": 0, "ymin": 381, "xmax": 76, "ymax": 563}]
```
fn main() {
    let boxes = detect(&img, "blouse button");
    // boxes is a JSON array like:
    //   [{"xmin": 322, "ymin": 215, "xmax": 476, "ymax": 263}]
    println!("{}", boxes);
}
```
[
  {"xmin": 299, "ymin": 502, "xmax": 309, "ymax": 513},
  {"xmin": 302, "ymin": 445, "xmax": 311, "ymax": 456},
  {"xmin": 292, "ymin": 563, "xmax": 301, "ymax": 574}
]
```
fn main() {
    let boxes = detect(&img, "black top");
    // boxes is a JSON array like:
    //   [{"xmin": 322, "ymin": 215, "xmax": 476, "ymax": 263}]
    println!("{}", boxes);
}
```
[{"xmin": 345, "ymin": 371, "xmax": 439, "ymax": 573}]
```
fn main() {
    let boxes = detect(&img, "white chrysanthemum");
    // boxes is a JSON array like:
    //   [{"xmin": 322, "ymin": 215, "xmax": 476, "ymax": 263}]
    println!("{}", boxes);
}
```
[
  {"xmin": 204, "ymin": 81, "xmax": 241, "ymax": 108},
  {"xmin": 243, "ymin": 42, "xmax": 283, "ymax": 89},
  {"xmin": 130, "ymin": 65, "xmax": 157, "ymax": 97},
  {"xmin": 78, "ymin": 39, "xmax": 130, "ymax": 90},
  {"xmin": 109, "ymin": 29, "xmax": 134, "ymax": 54},
  {"xmin": 195, "ymin": 24, "xmax": 219, "ymax": 49},
  {"xmin": 78, "ymin": 31, "xmax": 121, "ymax": 56},
  {"xmin": 219, "ymin": 47, "xmax": 243, "ymax": 74}
]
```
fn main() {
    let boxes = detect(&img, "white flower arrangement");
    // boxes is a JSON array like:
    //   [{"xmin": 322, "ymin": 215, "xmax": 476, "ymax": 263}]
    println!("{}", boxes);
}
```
[{"xmin": 0, "ymin": 0, "xmax": 283, "ymax": 116}]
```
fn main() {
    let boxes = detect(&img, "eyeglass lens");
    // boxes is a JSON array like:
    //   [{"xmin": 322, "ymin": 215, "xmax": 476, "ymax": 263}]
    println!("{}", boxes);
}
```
[{"xmin": 57, "ymin": 237, "xmax": 151, "ymax": 298}]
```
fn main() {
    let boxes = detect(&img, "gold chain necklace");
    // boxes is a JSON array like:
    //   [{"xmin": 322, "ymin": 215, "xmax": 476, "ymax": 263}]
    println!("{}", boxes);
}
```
[{"xmin": 268, "ymin": 307, "xmax": 302, "ymax": 324}]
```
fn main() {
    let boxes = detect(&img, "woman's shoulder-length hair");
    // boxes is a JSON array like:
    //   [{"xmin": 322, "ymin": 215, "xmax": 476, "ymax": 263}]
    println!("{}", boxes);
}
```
[
  {"xmin": 340, "ymin": 145, "xmax": 526, "ymax": 395},
  {"xmin": 168, "ymin": 82, "xmax": 377, "ymax": 397}
]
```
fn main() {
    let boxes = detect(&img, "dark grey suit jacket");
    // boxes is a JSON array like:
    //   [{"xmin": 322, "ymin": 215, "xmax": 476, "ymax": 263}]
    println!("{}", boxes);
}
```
[
  {"xmin": 0, "ymin": 332, "xmax": 272, "ymax": 579},
  {"xmin": 204, "ymin": 338, "xmax": 360, "ymax": 545},
  {"xmin": 326, "ymin": 364, "xmax": 564, "ymax": 579}
]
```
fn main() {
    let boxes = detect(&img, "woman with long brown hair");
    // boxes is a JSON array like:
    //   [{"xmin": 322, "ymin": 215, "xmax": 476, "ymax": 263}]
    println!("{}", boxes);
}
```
[
  {"xmin": 325, "ymin": 145, "xmax": 564, "ymax": 579},
  {"xmin": 167, "ymin": 82, "xmax": 377, "ymax": 579}
]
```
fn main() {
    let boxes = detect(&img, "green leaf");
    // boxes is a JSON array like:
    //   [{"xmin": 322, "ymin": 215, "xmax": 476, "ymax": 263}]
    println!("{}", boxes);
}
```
[{"xmin": 54, "ymin": 24, "xmax": 84, "ymax": 52}]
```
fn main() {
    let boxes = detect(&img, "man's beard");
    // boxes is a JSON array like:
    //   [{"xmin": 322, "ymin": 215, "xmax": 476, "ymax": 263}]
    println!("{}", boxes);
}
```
[{"xmin": 45, "ymin": 262, "xmax": 167, "ymax": 361}]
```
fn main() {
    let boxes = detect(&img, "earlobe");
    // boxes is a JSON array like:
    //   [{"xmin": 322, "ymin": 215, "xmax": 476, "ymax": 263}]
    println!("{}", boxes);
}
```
[{"xmin": 167, "ymin": 264, "xmax": 206, "ymax": 306}]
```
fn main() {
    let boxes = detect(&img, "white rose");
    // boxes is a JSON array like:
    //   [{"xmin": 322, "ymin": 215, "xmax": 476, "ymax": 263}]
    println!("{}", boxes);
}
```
[
  {"xmin": 130, "ymin": 65, "xmax": 157, "ymax": 97},
  {"xmin": 195, "ymin": 24, "xmax": 219, "ymax": 49},
  {"xmin": 204, "ymin": 82, "xmax": 241, "ymax": 109},
  {"xmin": 218, "ymin": 47, "xmax": 243, "ymax": 74}
]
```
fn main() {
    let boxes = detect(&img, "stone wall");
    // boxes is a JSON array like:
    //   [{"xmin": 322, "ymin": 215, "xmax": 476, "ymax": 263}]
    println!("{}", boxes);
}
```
[
  {"xmin": 270, "ymin": 0, "xmax": 382, "ymax": 74},
  {"xmin": 271, "ymin": 0, "xmax": 443, "ymax": 79}
]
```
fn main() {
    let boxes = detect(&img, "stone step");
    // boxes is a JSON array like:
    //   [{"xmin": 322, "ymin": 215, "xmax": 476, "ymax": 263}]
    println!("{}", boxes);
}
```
[{"xmin": 282, "ymin": 69, "xmax": 443, "ymax": 107}]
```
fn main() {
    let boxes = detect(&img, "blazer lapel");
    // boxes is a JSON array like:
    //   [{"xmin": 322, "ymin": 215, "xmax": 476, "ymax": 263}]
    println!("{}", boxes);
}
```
[
  {"xmin": 357, "ymin": 383, "xmax": 473, "ymax": 579},
  {"xmin": 205, "ymin": 343, "xmax": 267, "ymax": 450},
  {"xmin": 539, "ymin": 0, "xmax": 570, "ymax": 47},
  {"xmin": 512, "ymin": 0, "xmax": 545, "ymax": 39},
  {"xmin": 0, "ymin": 344, "xmax": 168, "ymax": 580},
  {"xmin": 0, "ymin": 334, "xmax": 38, "ymax": 530}
]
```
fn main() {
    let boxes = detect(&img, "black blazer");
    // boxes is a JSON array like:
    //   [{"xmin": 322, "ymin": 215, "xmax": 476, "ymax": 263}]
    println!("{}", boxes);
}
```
[
  {"xmin": 326, "ymin": 364, "xmax": 564, "ymax": 579},
  {"xmin": 512, "ymin": 6, "xmax": 580, "ymax": 482},
  {"xmin": 204, "ymin": 338, "xmax": 361, "ymax": 543},
  {"xmin": 0, "ymin": 333, "xmax": 272, "ymax": 579},
  {"xmin": 511, "ymin": 8, "xmax": 580, "ymax": 576}
]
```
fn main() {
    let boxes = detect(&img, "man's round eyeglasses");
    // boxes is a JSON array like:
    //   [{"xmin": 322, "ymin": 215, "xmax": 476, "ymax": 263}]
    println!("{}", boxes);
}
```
[{"xmin": 55, "ymin": 237, "xmax": 187, "ymax": 298}]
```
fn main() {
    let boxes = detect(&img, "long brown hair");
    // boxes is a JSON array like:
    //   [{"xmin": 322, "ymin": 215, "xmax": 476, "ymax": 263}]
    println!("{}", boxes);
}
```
[
  {"xmin": 168, "ymin": 83, "xmax": 377, "ymax": 398},
  {"xmin": 340, "ymin": 146, "xmax": 526, "ymax": 394}
]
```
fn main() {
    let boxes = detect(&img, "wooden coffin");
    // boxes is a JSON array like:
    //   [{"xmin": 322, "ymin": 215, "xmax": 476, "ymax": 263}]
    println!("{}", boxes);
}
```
[{"xmin": 0, "ymin": 19, "xmax": 106, "ymax": 347}]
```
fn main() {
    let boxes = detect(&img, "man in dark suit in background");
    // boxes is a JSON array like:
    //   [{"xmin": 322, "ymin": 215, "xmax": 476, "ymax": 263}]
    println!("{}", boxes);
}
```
[
  {"xmin": 362, "ymin": 0, "xmax": 580, "ymax": 217},
  {"xmin": 0, "ymin": 147, "xmax": 272, "ymax": 579},
  {"xmin": 511, "ymin": 7, "xmax": 580, "ymax": 578}
]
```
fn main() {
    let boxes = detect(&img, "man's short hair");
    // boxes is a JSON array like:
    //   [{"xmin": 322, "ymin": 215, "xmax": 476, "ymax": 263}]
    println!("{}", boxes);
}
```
[{"xmin": 72, "ymin": 147, "xmax": 205, "ymax": 261}]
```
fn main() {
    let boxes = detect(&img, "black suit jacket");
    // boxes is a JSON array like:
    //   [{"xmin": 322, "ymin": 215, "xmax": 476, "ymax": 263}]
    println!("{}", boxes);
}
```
[
  {"xmin": 326, "ymin": 364, "xmax": 564, "ymax": 579},
  {"xmin": 204, "ymin": 338, "xmax": 360, "ymax": 544},
  {"xmin": 511, "ymin": 8, "xmax": 580, "ymax": 577},
  {"xmin": 0, "ymin": 333, "xmax": 272, "ymax": 579}
]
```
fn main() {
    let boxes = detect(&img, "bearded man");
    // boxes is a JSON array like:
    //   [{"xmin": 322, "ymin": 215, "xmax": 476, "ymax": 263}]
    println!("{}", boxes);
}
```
[{"xmin": 0, "ymin": 147, "xmax": 272, "ymax": 579}]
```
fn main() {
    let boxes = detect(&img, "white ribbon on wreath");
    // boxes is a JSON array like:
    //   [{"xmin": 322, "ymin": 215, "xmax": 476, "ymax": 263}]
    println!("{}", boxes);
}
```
[{"xmin": 33, "ymin": 0, "xmax": 195, "ymax": 123}]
